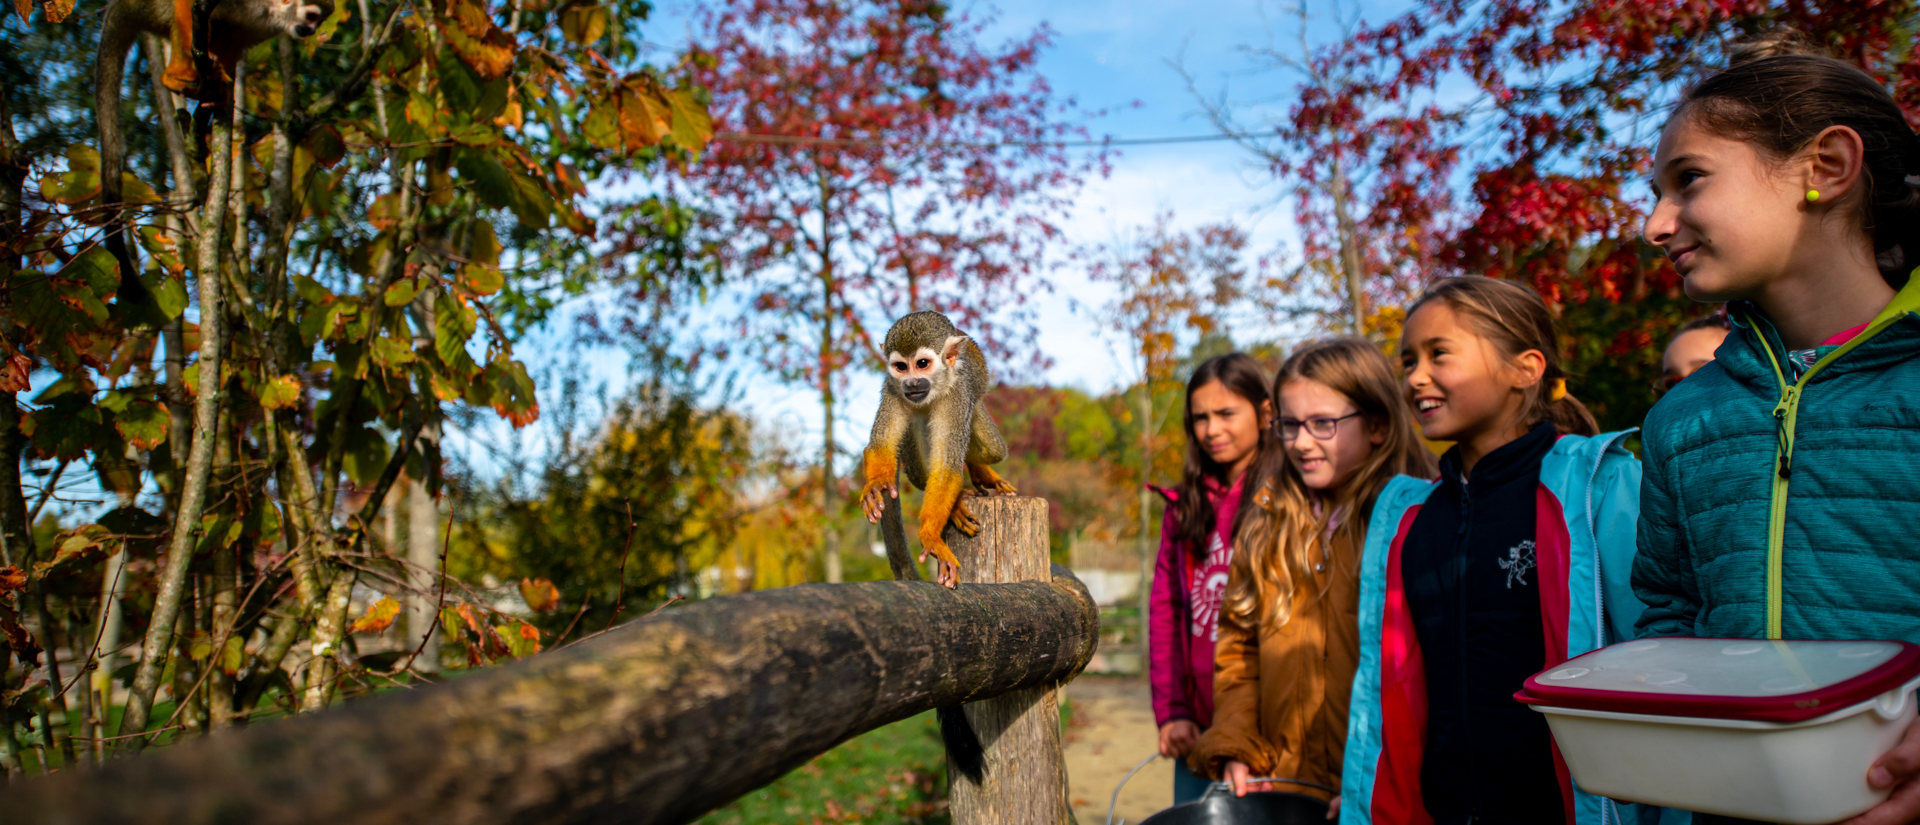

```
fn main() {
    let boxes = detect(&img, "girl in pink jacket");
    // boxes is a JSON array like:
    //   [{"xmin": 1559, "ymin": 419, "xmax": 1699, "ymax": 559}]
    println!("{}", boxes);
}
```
[{"xmin": 1149, "ymin": 352, "xmax": 1275, "ymax": 803}]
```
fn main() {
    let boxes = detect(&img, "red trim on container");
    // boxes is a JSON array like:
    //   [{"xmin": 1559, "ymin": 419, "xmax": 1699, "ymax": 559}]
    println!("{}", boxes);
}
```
[
  {"xmin": 1515, "ymin": 639, "xmax": 1920, "ymax": 723},
  {"xmin": 1373, "ymin": 505, "xmax": 1434, "ymax": 825}
]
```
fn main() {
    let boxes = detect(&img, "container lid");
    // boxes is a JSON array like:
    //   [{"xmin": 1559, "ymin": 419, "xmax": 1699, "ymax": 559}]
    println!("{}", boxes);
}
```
[{"xmin": 1515, "ymin": 638, "xmax": 1920, "ymax": 723}]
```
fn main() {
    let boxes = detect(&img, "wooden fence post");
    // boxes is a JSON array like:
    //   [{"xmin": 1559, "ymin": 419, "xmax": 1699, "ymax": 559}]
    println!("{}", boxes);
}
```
[{"xmin": 946, "ymin": 495, "xmax": 1073, "ymax": 825}]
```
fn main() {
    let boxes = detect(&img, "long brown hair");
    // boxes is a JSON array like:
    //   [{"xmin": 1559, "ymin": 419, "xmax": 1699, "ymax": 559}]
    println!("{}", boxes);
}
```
[
  {"xmin": 1171, "ymin": 353, "xmax": 1276, "ymax": 558},
  {"xmin": 1222, "ymin": 338, "xmax": 1436, "ymax": 631},
  {"xmin": 1675, "ymin": 35, "xmax": 1920, "ymax": 287},
  {"xmin": 1406, "ymin": 276, "xmax": 1599, "ymax": 437}
]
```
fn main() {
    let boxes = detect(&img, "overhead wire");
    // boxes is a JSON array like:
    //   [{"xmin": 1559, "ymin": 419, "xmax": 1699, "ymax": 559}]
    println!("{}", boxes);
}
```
[{"xmin": 711, "ymin": 131, "xmax": 1270, "ymax": 149}]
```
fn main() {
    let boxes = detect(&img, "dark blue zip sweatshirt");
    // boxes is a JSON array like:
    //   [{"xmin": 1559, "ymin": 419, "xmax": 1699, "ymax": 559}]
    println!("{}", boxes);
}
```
[{"xmin": 1401, "ymin": 421, "xmax": 1565, "ymax": 825}]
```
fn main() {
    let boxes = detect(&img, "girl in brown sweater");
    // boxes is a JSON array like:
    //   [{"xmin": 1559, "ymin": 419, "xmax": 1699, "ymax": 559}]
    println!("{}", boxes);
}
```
[{"xmin": 1189, "ymin": 338, "xmax": 1436, "ymax": 812}]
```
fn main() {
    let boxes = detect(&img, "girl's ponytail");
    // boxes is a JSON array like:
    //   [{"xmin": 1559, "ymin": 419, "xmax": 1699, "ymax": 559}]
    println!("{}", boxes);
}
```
[
  {"xmin": 1544, "ymin": 377, "xmax": 1600, "ymax": 438},
  {"xmin": 1409, "ymin": 276, "xmax": 1598, "ymax": 436}
]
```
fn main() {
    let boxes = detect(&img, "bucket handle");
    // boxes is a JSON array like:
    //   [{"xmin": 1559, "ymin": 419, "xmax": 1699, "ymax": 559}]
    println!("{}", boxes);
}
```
[
  {"xmin": 1204, "ymin": 776, "xmax": 1339, "ymax": 798},
  {"xmin": 1107, "ymin": 751, "xmax": 1161, "ymax": 825},
  {"xmin": 1873, "ymin": 676, "xmax": 1920, "ymax": 721}
]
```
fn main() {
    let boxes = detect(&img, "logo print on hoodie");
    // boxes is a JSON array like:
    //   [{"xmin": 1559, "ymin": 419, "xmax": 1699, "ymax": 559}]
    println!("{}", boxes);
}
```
[
  {"xmin": 1499, "ymin": 540, "xmax": 1536, "ymax": 589},
  {"xmin": 1190, "ymin": 533, "xmax": 1232, "ymax": 641}
]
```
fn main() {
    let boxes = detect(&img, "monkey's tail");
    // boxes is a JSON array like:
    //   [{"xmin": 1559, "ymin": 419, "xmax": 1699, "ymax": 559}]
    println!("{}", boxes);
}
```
[
  {"xmin": 880, "ymin": 492, "xmax": 922, "ymax": 582},
  {"xmin": 94, "ymin": 9, "xmax": 157, "ymax": 323},
  {"xmin": 938, "ymin": 705, "xmax": 985, "ymax": 784}
]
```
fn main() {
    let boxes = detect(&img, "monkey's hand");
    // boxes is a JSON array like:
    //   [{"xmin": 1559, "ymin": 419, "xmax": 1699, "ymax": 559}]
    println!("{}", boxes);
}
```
[
  {"xmin": 859, "ymin": 479, "xmax": 898, "ymax": 524},
  {"xmin": 966, "ymin": 462, "xmax": 1018, "ymax": 496},
  {"xmin": 918, "ymin": 540, "xmax": 962, "ymax": 589},
  {"xmin": 948, "ymin": 496, "xmax": 981, "ymax": 537}
]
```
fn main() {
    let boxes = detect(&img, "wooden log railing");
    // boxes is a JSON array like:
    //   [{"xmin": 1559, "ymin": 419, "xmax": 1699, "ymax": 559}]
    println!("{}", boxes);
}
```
[{"xmin": 1, "ymin": 545, "xmax": 1099, "ymax": 824}]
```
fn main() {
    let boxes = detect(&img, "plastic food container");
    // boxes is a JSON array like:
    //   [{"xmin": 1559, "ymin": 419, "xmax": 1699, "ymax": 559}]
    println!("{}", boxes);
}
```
[{"xmin": 1515, "ymin": 638, "xmax": 1920, "ymax": 824}]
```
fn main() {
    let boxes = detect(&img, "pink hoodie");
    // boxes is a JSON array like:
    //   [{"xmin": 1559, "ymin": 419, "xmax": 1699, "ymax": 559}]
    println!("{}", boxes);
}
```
[{"xmin": 1147, "ymin": 473, "xmax": 1245, "ymax": 730}]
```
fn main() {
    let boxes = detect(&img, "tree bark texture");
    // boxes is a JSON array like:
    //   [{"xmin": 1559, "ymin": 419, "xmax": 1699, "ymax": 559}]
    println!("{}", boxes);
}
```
[
  {"xmin": 118, "ymin": 99, "xmax": 233, "ymax": 752},
  {"xmin": 1, "ymin": 561, "xmax": 1098, "ymax": 824},
  {"xmin": 944, "ymin": 496, "xmax": 1073, "ymax": 825}
]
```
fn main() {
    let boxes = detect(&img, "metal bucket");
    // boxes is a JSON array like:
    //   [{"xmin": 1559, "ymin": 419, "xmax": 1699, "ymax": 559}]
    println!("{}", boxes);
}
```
[
  {"xmin": 1136, "ymin": 785, "xmax": 1330, "ymax": 825},
  {"xmin": 1105, "ymin": 753, "xmax": 1332, "ymax": 825}
]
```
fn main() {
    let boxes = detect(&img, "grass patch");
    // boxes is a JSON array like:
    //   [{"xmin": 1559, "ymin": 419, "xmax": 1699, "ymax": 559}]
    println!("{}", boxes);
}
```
[
  {"xmin": 700, "ymin": 698, "xmax": 1073, "ymax": 824},
  {"xmin": 699, "ymin": 711, "xmax": 951, "ymax": 824}
]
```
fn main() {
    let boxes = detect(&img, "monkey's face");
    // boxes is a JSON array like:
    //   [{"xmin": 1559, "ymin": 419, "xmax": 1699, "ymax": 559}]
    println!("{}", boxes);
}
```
[
  {"xmin": 285, "ymin": 0, "xmax": 333, "ymax": 37},
  {"xmin": 886, "ymin": 347, "xmax": 947, "ymax": 406}
]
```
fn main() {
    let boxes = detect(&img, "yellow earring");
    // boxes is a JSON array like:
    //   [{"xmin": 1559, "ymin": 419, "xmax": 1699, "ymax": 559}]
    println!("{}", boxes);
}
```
[{"xmin": 1807, "ymin": 189, "xmax": 1822, "ymax": 203}]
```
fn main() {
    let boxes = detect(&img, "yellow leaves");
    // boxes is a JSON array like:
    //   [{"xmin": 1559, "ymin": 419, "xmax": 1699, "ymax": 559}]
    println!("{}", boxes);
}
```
[
  {"xmin": 384, "ymin": 276, "xmax": 421, "ymax": 307},
  {"xmin": 37, "ymin": 524, "xmax": 123, "ymax": 573},
  {"xmin": 460, "ymin": 263, "xmax": 503, "ymax": 296},
  {"xmin": 583, "ymin": 78, "xmax": 712, "ymax": 155},
  {"xmin": 349, "ymin": 595, "xmax": 402, "ymax": 634},
  {"xmin": 258, "ymin": 374, "xmax": 303, "ymax": 410},
  {"xmin": 559, "ymin": 5, "xmax": 608, "ymax": 45},
  {"xmin": 17, "ymin": 0, "xmax": 74, "ymax": 24},
  {"xmin": 492, "ymin": 98, "xmax": 524, "ymax": 131},
  {"xmin": 518, "ymin": 578, "xmax": 559, "ymax": 612},
  {"xmin": 435, "ymin": 0, "xmax": 516, "ymax": 79},
  {"xmin": 40, "ymin": 144, "xmax": 100, "ymax": 206}
]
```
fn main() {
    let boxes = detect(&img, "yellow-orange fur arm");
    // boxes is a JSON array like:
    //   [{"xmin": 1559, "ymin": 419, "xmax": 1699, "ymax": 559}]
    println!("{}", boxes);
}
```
[
  {"xmin": 162, "ymin": 0, "xmax": 198, "ymax": 93},
  {"xmin": 915, "ymin": 466, "xmax": 971, "ymax": 569}
]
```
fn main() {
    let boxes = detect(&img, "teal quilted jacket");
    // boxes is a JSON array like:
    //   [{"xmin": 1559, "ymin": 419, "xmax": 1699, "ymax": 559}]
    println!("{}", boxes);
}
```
[{"xmin": 1634, "ymin": 279, "xmax": 1920, "ymax": 642}]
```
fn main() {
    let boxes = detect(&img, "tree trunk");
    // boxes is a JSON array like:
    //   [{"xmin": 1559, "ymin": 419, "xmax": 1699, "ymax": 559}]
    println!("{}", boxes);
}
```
[
  {"xmin": 0, "ymin": 568, "xmax": 1098, "ymax": 824},
  {"xmin": 1329, "ymin": 151, "xmax": 1368, "ymax": 336},
  {"xmin": 1136, "ymin": 382, "xmax": 1154, "ymax": 671},
  {"xmin": 119, "ymin": 92, "xmax": 235, "ymax": 753},
  {"xmin": 406, "ymin": 450, "xmax": 439, "ymax": 673},
  {"xmin": 945, "ymin": 496, "xmax": 1073, "ymax": 825}
]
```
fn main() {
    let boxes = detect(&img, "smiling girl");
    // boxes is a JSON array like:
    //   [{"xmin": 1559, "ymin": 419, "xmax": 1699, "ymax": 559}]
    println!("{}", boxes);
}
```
[
  {"xmin": 1150, "ymin": 353, "xmax": 1275, "ymax": 803},
  {"xmin": 1633, "ymin": 40, "xmax": 1920, "ymax": 825},
  {"xmin": 1341, "ymin": 277, "xmax": 1672, "ymax": 825},
  {"xmin": 1187, "ymin": 339, "xmax": 1435, "ymax": 815}
]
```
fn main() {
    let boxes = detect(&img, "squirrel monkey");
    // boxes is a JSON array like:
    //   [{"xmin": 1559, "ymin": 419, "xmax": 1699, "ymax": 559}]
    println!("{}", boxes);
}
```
[
  {"xmin": 859, "ymin": 311, "xmax": 1017, "ymax": 590},
  {"xmin": 96, "ymin": 0, "xmax": 331, "ymax": 314}
]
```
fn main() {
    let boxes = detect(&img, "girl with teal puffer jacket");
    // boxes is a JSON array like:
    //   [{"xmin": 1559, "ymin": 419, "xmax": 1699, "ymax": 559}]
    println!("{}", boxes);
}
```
[{"xmin": 1633, "ymin": 41, "xmax": 1920, "ymax": 825}]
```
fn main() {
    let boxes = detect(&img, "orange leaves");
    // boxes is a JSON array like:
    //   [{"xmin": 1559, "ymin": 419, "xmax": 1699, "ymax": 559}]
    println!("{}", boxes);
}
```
[
  {"xmin": 583, "ymin": 77, "xmax": 713, "ymax": 155},
  {"xmin": 258, "ymin": 374, "xmax": 303, "ymax": 411},
  {"xmin": 0, "ymin": 566, "xmax": 25, "ymax": 593},
  {"xmin": 434, "ymin": 0, "xmax": 515, "ymax": 79},
  {"xmin": 518, "ymin": 578, "xmax": 560, "ymax": 612},
  {"xmin": 350, "ymin": 596, "xmax": 403, "ymax": 635}
]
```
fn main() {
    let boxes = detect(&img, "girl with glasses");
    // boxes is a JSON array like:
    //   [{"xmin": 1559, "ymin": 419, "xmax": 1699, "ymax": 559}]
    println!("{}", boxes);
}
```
[
  {"xmin": 1149, "ymin": 352, "xmax": 1276, "ymax": 804},
  {"xmin": 1187, "ymin": 338, "xmax": 1436, "ymax": 817}
]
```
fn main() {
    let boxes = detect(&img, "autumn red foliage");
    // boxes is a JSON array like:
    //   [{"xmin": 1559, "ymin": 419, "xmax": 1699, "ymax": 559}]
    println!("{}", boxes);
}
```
[{"xmin": 1273, "ymin": 0, "xmax": 1920, "ymax": 427}]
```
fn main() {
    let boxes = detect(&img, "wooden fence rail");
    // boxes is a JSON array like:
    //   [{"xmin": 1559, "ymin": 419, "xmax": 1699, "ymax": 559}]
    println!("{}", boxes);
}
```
[{"xmin": 1, "ymin": 563, "xmax": 1099, "ymax": 825}]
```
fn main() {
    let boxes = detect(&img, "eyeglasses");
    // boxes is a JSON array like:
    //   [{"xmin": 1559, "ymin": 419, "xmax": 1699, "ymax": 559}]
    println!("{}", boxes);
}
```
[{"xmin": 1277, "ymin": 412, "xmax": 1361, "ymax": 441}]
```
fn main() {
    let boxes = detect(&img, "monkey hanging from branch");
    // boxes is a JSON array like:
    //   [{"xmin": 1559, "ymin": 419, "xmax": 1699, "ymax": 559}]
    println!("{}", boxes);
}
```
[
  {"xmin": 858, "ymin": 311, "xmax": 1018, "ymax": 590},
  {"xmin": 94, "ymin": 0, "xmax": 333, "ymax": 317}
]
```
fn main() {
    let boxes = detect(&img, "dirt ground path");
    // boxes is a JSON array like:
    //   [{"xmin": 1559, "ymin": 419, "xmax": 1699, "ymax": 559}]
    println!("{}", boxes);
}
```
[{"xmin": 1063, "ymin": 675, "xmax": 1177, "ymax": 825}]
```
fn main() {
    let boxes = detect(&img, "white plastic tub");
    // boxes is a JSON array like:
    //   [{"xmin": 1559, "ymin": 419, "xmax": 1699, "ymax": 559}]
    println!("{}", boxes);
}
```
[{"xmin": 1516, "ymin": 638, "xmax": 1920, "ymax": 824}]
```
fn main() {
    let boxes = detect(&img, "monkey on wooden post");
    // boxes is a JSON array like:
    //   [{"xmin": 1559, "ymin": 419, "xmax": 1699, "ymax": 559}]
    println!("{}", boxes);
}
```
[
  {"xmin": 859, "ymin": 311, "xmax": 1017, "ymax": 590},
  {"xmin": 95, "ymin": 0, "xmax": 332, "ymax": 316}
]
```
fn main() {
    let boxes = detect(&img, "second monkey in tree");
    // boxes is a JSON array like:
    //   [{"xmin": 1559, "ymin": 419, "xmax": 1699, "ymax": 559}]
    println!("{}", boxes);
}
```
[{"xmin": 860, "ymin": 311, "xmax": 1017, "ymax": 589}]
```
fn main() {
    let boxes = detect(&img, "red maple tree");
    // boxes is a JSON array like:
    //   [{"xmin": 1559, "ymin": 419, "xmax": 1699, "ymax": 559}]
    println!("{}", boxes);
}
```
[
  {"xmin": 1234, "ymin": 1, "xmax": 1920, "ymax": 427},
  {"xmin": 642, "ymin": 0, "xmax": 1105, "ymax": 578}
]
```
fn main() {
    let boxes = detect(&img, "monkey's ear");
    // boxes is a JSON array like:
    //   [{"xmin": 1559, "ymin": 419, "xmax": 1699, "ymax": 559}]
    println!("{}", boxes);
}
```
[{"xmin": 941, "ymin": 336, "xmax": 967, "ymax": 367}]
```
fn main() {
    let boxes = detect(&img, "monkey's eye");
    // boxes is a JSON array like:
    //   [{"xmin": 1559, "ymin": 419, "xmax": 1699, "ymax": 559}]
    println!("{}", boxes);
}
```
[{"xmin": 916, "ymin": 358, "xmax": 931, "ymax": 369}]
